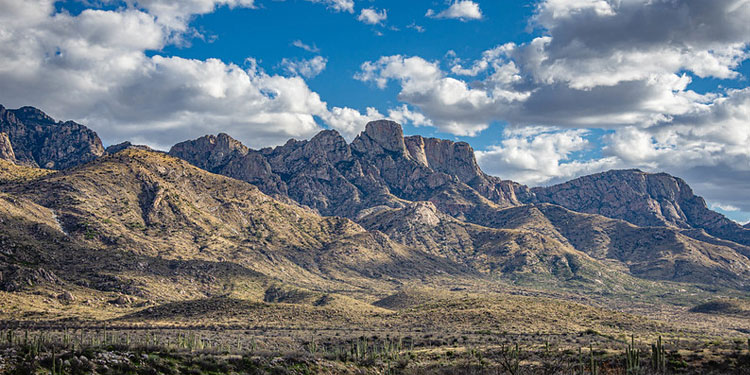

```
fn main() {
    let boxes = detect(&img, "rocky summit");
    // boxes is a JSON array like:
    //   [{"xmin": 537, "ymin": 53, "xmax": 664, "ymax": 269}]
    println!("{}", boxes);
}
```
[
  {"xmin": 533, "ymin": 169, "xmax": 750, "ymax": 247},
  {"xmin": 0, "ymin": 105, "xmax": 105, "ymax": 169},
  {"xmin": 171, "ymin": 120, "xmax": 531, "ymax": 219}
]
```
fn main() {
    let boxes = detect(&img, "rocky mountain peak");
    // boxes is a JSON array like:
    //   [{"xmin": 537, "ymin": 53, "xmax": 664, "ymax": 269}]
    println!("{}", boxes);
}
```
[
  {"xmin": 416, "ymin": 136, "xmax": 482, "ymax": 184},
  {"xmin": 533, "ymin": 168, "xmax": 750, "ymax": 247},
  {"xmin": 306, "ymin": 129, "xmax": 351, "ymax": 163},
  {"xmin": 170, "ymin": 133, "xmax": 250, "ymax": 170},
  {"xmin": 352, "ymin": 120, "xmax": 408, "ymax": 155},
  {"xmin": 13, "ymin": 106, "xmax": 56, "ymax": 124},
  {"xmin": 0, "ymin": 132, "xmax": 15, "ymax": 162},
  {"xmin": 0, "ymin": 105, "xmax": 104, "ymax": 169},
  {"xmin": 533, "ymin": 169, "xmax": 695, "ymax": 228},
  {"xmin": 169, "ymin": 133, "xmax": 287, "ymax": 197},
  {"xmin": 213, "ymin": 133, "xmax": 249, "ymax": 155}
]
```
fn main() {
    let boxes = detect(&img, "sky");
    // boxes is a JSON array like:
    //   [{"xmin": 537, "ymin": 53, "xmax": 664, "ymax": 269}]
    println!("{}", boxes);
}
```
[{"xmin": 0, "ymin": 0, "xmax": 749, "ymax": 224}]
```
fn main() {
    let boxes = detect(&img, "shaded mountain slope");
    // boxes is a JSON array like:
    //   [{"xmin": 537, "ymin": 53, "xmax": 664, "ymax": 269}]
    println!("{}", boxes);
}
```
[
  {"xmin": 0, "ymin": 105, "xmax": 105, "ymax": 169},
  {"xmin": 0, "ymin": 132, "xmax": 15, "ymax": 162},
  {"xmin": 358, "ymin": 200, "xmax": 750, "ymax": 290}
]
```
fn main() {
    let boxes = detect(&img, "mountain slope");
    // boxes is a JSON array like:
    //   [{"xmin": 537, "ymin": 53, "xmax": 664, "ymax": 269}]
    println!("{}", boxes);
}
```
[
  {"xmin": 0, "ymin": 105, "xmax": 105, "ymax": 169},
  {"xmin": 533, "ymin": 169, "xmax": 750, "ymax": 247},
  {"xmin": 0, "ymin": 149, "xmax": 476, "ymax": 298},
  {"xmin": 478, "ymin": 203, "xmax": 750, "ymax": 289},
  {"xmin": 171, "ymin": 121, "xmax": 531, "ymax": 219}
]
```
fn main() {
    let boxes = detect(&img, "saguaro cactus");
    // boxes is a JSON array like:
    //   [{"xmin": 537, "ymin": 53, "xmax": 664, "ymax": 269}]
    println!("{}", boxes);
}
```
[{"xmin": 651, "ymin": 336, "xmax": 666, "ymax": 373}]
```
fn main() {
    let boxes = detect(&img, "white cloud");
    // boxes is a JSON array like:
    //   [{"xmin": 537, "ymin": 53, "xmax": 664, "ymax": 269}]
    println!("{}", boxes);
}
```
[
  {"xmin": 387, "ymin": 105, "xmax": 433, "ymax": 127},
  {"xmin": 292, "ymin": 40, "xmax": 320, "ymax": 53},
  {"xmin": 476, "ymin": 128, "xmax": 619, "ymax": 185},
  {"xmin": 712, "ymin": 203, "xmax": 741, "ymax": 212},
  {"xmin": 361, "ymin": 0, "xmax": 750, "ymax": 134},
  {"xmin": 355, "ymin": 54, "xmax": 528, "ymax": 136},
  {"xmin": 426, "ymin": 1, "xmax": 483, "ymax": 21},
  {"xmin": 305, "ymin": 0, "xmax": 354, "ymax": 13},
  {"xmin": 0, "ymin": 0, "xmax": 376, "ymax": 150},
  {"xmin": 280, "ymin": 56, "xmax": 328, "ymax": 78},
  {"xmin": 357, "ymin": 8, "xmax": 387, "ymax": 25},
  {"xmin": 125, "ymin": 0, "xmax": 256, "ymax": 32},
  {"xmin": 474, "ymin": 86, "xmax": 750, "ymax": 212},
  {"xmin": 525, "ymin": 0, "xmax": 750, "ymax": 90},
  {"xmin": 321, "ymin": 107, "xmax": 383, "ymax": 139}
]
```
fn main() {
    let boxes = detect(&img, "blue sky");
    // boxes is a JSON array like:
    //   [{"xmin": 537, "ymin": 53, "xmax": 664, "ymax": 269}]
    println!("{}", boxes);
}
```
[{"xmin": 2, "ymin": 0, "xmax": 750, "ymax": 223}]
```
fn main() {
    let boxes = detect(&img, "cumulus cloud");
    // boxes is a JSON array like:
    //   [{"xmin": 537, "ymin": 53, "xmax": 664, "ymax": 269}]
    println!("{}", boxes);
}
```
[
  {"xmin": 0, "ymin": 0, "xmax": 376, "ymax": 149},
  {"xmin": 476, "ymin": 128, "xmax": 619, "ymax": 185},
  {"xmin": 321, "ymin": 106, "xmax": 383, "ymax": 139},
  {"xmin": 387, "ymin": 105, "xmax": 433, "ymax": 127},
  {"xmin": 426, "ymin": 1, "xmax": 483, "ymax": 21},
  {"xmin": 305, "ymin": 0, "xmax": 354, "ymax": 13},
  {"xmin": 357, "ymin": 8, "xmax": 387, "ymax": 25},
  {"xmin": 406, "ymin": 23, "xmax": 425, "ymax": 33},
  {"xmin": 712, "ymin": 203, "xmax": 741, "ymax": 212},
  {"xmin": 356, "ymin": 55, "xmax": 527, "ymax": 136},
  {"xmin": 361, "ymin": 0, "xmax": 750, "ymax": 131},
  {"xmin": 125, "ymin": 0, "xmax": 256, "ymax": 32},
  {"xmin": 280, "ymin": 56, "xmax": 328, "ymax": 78}
]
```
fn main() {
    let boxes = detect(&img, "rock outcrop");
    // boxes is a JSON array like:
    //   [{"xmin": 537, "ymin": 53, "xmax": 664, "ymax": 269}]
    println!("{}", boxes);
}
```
[
  {"xmin": 0, "ymin": 132, "xmax": 15, "ymax": 162},
  {"xmin": 0, "ymin": 105, "xmax": 105, "ymax": 169},
  {"xmin": 170, "ymin": 133, "xmax": 287, "ymax": 196},
  {"xmin": 105, "ymin": 141, "xmax": 153, "ymax": 154},
  {"xmin": 533, "ymin": 169, "xmax": 750, "ymax": 247}
]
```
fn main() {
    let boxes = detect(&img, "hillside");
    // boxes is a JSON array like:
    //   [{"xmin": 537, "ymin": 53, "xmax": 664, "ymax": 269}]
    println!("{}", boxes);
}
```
[
  {"xmin": 533, "ymin": 169, "xmax": 750, "ymax": 247},
  {"xmin": 1, "ymin": 149, "xmax": 478, "ymax": 300}
]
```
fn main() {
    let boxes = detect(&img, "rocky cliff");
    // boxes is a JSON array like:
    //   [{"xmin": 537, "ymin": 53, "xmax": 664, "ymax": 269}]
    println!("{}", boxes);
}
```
[
  {"xmin": 0, "ymin": 132, "xmax": 15, "ymax": 162},
  {"xmin": 171, "ymin": 120, "xmax": 531, "ymax": 219},
  {"xmin": 533, "ymin": 169, "xmax": 750, "ymax": 247},
  {"xmin": 0, "ymin": 105, "xmax": 105, "ymax": 169}
]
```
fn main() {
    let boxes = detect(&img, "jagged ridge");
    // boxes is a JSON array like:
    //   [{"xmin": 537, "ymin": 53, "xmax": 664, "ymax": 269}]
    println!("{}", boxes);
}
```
[{"xmin": 0, "ymin": 105, "xmax": 105, "ymax": 169}]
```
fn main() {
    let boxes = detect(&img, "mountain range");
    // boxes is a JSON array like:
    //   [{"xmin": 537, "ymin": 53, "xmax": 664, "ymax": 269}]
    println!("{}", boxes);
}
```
[{"xmin": 1, "ymin": 105, "xmax": 749, "ymax": 330}]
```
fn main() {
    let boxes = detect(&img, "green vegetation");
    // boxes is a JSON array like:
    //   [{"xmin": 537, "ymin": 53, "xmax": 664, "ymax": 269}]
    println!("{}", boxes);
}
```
[{"xmin": 1, "ymin": 328, "xmax": 749, "ymax": 374}]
